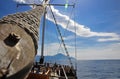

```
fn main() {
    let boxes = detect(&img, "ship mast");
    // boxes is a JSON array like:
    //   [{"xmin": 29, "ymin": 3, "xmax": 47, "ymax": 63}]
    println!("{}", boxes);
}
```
[
  {"xmin": 39, "ymin": 0, "xmax": 50, "ymax": 64},
  {"xmin": 39, "ymin": 7, "xmax": 47, "ymax": 64}
]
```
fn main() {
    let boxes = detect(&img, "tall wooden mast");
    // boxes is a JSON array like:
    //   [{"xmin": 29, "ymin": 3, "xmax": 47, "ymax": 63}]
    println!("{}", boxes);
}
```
[{"xmin": 0, "ymin": 0, "xmax": 49, "ymax": 79}]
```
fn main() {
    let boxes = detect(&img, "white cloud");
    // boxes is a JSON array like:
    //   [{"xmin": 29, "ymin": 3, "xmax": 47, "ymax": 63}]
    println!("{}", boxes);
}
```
[
  {"xmin": 63, "ymin": 35, "xmax": 75, "ymax": 40},
  {"xmin": 14, "ymin": 0, "xmax": 120, "ymax": 42},
  {"xmin": 98, "ymin": 37, "xmax": 120, "ymax": 42},
  {"xmin": 47, "ymin": 6, "xmax": 120, "ymax": 42},
  {"xmin": 14, "ymin": 0, "xmax": 42, "ymax": 4},
  {"xmin": 37, "ymin": 42, "xmax": 120, "ymax": 60},
  {"xmin": 76, "ymin": 43, "xmax": 120, "ymax": 60},
  {"xmin": 37, "ymin": 42, "xmax": 76, "ymax": 57},
  {"xmin": 37, "ymin": 43, "xmax": 62, "ymax": 56},
  {"xmin": 14, "ymin": 0, "xmax": 26, "ymax": 3}
]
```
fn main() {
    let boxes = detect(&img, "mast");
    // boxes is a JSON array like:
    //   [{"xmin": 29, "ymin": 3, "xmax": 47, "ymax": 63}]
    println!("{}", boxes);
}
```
[
  {"xmin": 39, "ymin": 0, "xmax": 50, "ymax": 64},
  {"xmin": 39, "ymin": 7, "xmax": 46, "ymax": 64}
]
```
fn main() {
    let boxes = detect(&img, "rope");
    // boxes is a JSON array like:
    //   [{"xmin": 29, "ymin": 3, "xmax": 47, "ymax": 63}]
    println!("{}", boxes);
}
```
[
  {"xmin": 73, "ymin": 0, "xmax": 77, "ymax": 73},
  {"xmin": 56, "ymin": 5, "xmax": 75, "ymax": 56},
  {"xmin": 49, "ymin": 5, "xmax": 73, "ymax": 67},
  {"xmin": 73, "ymin": 2, "xmax": 77, "ymax": 75}
]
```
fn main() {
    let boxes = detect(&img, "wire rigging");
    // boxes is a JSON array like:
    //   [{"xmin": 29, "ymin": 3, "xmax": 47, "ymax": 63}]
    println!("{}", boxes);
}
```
[
  {"xmin": 49, "ymin": 5, "xmax": 73, "ymax": 67},
  {"xmin": 72, "ymin": 0, "xmax": 77, "ymax": 74},
  {"xmin": 56, "ymin": 5, "xmax": 75, "ymax": 61}
]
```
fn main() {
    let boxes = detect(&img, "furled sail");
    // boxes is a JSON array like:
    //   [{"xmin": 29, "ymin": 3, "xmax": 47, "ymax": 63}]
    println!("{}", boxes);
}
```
[{"xmin": 0, "ymin": 5, "xmax": 44, "ymax": 79}]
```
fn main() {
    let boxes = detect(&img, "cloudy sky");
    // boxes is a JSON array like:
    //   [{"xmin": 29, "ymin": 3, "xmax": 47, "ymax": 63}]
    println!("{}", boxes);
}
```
[{"xmin": 0, "ymin": 0, "xmax": 120, "ymax": 60}]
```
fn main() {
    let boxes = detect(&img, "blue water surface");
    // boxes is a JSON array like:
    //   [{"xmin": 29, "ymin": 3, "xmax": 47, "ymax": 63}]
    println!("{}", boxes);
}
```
[{"xmin": 77, "ymin": 60, "xmax": 120, "ymax": 79}]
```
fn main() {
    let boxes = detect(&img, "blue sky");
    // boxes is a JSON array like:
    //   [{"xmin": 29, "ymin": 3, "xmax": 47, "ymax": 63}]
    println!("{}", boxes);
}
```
[{"xmin": 0, "ymin": 0, "xmax": 120, "ymax": 60}]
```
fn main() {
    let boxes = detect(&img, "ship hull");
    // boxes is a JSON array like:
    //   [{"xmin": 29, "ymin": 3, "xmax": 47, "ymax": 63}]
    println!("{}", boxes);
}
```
[
  {"xmin": 27, "ymin": 73, "xmax": 49, "ymax": 79},
  {"xmin": 27, "ymin": 73, "xmax": 77, "ymax": 79}
]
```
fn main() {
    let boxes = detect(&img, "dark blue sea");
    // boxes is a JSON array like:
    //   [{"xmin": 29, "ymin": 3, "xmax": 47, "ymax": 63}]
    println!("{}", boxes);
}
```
[{"xmin": 77, "ymin": 60, "xmax": 120, "ymax": 79}]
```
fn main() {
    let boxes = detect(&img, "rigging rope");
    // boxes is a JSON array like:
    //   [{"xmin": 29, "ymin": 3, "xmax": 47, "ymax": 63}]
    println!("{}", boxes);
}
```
[
  {"xmin": 56, "ymin": 5, "xmax": 75, "ymax": 63},
  {"xmin": 72, "ymin": 0, "xmax": 77, "ymax": 75},
  {"xmin": 73, "ymin": 2, "xmax": 77, "ymax": 74},
  {"xmin": 49, "ymin": 5, "xmax": 73, "ymax": 67}
]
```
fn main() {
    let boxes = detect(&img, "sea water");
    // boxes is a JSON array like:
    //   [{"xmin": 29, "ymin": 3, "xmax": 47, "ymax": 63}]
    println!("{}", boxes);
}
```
[{"xmin": 77, "ymin": 60, "xmax": 120, "ymax": 79}]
